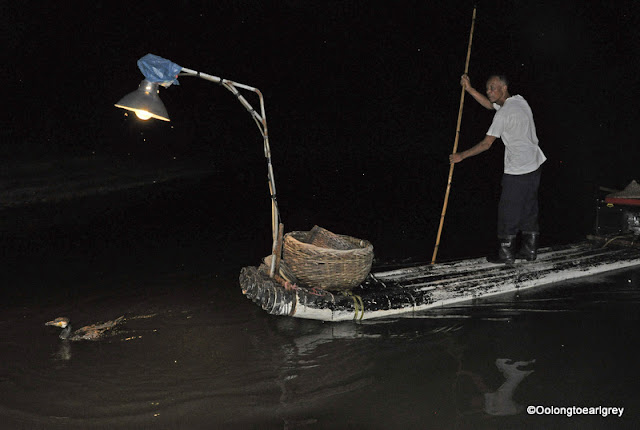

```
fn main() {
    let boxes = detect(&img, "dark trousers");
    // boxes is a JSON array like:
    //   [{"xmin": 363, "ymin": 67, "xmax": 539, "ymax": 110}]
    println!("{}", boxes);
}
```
[{"xmin": 497, "ymin": 167, "xmax": 542, "ymax": 238}]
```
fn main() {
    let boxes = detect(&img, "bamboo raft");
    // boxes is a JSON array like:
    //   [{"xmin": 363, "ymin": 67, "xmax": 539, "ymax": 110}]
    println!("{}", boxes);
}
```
[{"xmin": 240, "ymin": 237, "xmax": 640, "ymax": 322}]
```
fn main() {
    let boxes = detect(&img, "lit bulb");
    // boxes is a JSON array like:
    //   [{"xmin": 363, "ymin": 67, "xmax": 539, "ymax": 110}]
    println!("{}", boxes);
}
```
[{"xmin": 135, "ymin": 110, "xmax": 152, "ymax": 120}]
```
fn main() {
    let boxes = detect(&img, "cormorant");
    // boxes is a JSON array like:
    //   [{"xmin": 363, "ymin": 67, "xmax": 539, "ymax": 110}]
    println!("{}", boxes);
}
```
[{"xmin": 45, "ymin": 316, "xmax": 124, "ymax": 341}]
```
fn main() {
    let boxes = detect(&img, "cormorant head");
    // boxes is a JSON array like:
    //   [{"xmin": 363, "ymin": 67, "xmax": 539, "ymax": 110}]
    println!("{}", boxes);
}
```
[
  {"xmin": 45, "ymin": 317, "xmax": 71, "ymax": 340},
  {"xmin": 46, "ymin": 317, "xmax": 70, "ymax": 328}
]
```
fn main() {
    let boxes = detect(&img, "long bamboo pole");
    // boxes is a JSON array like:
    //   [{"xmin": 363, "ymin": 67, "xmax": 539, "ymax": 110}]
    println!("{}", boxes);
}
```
[{"xmin": 431, "ymin": 6, "xmax": 477, "ymax": 264}]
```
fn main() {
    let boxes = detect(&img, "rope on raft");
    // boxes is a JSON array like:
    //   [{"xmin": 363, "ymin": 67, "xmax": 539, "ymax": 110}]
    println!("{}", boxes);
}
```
[
  {"xmin": 602, "ymin": 235, "xmax": 638, "ymax": 248},
  {"xmin": 342, "ymin": 291, "xmax": 364, "ymax": 321}
]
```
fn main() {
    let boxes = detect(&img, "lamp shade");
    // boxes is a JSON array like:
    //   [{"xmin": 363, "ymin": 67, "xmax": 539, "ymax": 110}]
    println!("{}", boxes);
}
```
[{"xmin": 115, "ymin": 79, "xmax": 170, "ymax": 121}]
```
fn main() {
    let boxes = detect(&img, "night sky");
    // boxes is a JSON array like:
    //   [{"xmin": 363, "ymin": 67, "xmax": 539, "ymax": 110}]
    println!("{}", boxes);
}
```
[{"xmin": 4, "ymin": 0, "xmax": 639, "ymax": 258}]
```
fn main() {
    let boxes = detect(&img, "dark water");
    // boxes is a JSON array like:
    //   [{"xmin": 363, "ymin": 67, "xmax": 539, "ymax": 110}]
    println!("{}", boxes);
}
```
[{"xmin": 1, "ymin": 162, "xmax": 639, "ymax": 429}]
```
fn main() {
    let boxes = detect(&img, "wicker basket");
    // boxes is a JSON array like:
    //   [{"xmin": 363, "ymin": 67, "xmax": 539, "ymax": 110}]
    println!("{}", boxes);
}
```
[{"xmin": 283, "ymin": 228, "xmax": 374, "ymax": 291}]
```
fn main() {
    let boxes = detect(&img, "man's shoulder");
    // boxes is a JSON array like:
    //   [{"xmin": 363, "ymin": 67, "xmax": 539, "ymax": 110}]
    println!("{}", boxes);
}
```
[
  {"xmin": 502, "ymin": 95, "xmax": 531, "ymax": 111},
  {"xmin": 508, "ymin": 95, "xmax": 529, "ymax": 105}
]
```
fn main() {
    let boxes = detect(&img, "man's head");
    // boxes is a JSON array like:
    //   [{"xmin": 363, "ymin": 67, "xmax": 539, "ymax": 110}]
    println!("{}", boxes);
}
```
[{"xmin": 486, "ymin": 75, "xmax": 510, "ymax": 106}]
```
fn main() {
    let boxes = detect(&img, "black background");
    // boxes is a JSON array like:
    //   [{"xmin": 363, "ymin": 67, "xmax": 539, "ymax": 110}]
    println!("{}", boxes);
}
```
[{"xmin": 4, "ymin": 0, "xmax": 639, "ymax": 262}]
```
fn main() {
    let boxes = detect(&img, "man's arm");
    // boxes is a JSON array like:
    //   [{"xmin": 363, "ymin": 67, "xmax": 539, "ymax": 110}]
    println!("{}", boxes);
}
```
[
  {"xmin": 461, "ymin": 74, "xmax": 494, "ymax": 110},
  {"xmin": 449, "ymin": 135, "xmax": 496, "ymax": 164}
]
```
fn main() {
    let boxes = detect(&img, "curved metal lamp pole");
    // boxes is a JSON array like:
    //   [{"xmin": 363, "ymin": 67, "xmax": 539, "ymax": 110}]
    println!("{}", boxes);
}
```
[{"xmin": 116, "ymin": 63, "xmax": 281, "ymax": 278}]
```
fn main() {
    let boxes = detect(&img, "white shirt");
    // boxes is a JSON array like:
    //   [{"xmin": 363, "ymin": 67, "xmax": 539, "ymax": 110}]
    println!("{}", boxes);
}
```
[{"xmin": 487, "ymin": 95, "xmax": 546, "ymax": 175}]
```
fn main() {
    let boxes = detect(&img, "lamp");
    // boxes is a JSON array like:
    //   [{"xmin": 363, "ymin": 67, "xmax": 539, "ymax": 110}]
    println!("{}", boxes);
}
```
[
  {"xmin": 115, "ymin": 79, "xmax": 170, "ymax": 121},
  {"xmin": 115, "ymin": 54, "xmax": 282, "ymax": 277}
]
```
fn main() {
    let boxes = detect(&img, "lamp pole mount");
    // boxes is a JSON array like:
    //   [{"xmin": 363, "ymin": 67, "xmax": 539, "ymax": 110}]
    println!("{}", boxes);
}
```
[
  {"xmin": 179, "ymin": 67, "xmax": 282, "ymax": 278},
  {"xmin": 116, "ymin": 63, "xmax": 282, "ymax": 278}
]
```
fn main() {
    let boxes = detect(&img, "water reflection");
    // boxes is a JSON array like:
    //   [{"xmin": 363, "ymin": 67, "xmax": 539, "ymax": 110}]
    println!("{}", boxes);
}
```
[
  {"xmin": 484, "ymin": 359, "xmax": 535, "ymax": 416},
  {"xmin": 459, "ymin": 358, "xmax": 535, "ymax": 415},
  {"xmin": 268, "ymin": 318, "xmax": 474, "ymax": 427},
  {"xmin": 52, "ymin": 341, "xmax": 72, "ymax": 362},
  {"xmin": 269, "ymin": 319, "xmax": 378, "ymax": 423}
]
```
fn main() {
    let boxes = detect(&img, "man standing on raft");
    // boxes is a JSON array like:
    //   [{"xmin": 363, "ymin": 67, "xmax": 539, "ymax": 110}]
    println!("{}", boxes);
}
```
[{"xmin": 449, "ymin": 74, "xmax": 546, "ymax": 264}]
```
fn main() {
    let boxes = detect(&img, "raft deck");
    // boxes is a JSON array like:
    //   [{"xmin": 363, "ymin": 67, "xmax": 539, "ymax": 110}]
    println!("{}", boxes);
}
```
[{"xmin": 240, "ymin": 239, "xmax": 640, "ymax": 322}]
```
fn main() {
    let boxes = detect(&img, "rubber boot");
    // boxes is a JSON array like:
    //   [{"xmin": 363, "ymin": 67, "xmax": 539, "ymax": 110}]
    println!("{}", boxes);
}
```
[
  {"xmin": 487, "ymin": 236, "xmax": 516, "ymax": 264},
  {"xmin": 516, "ymin": 232, "xmax": 539, "ymax": 261}
]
